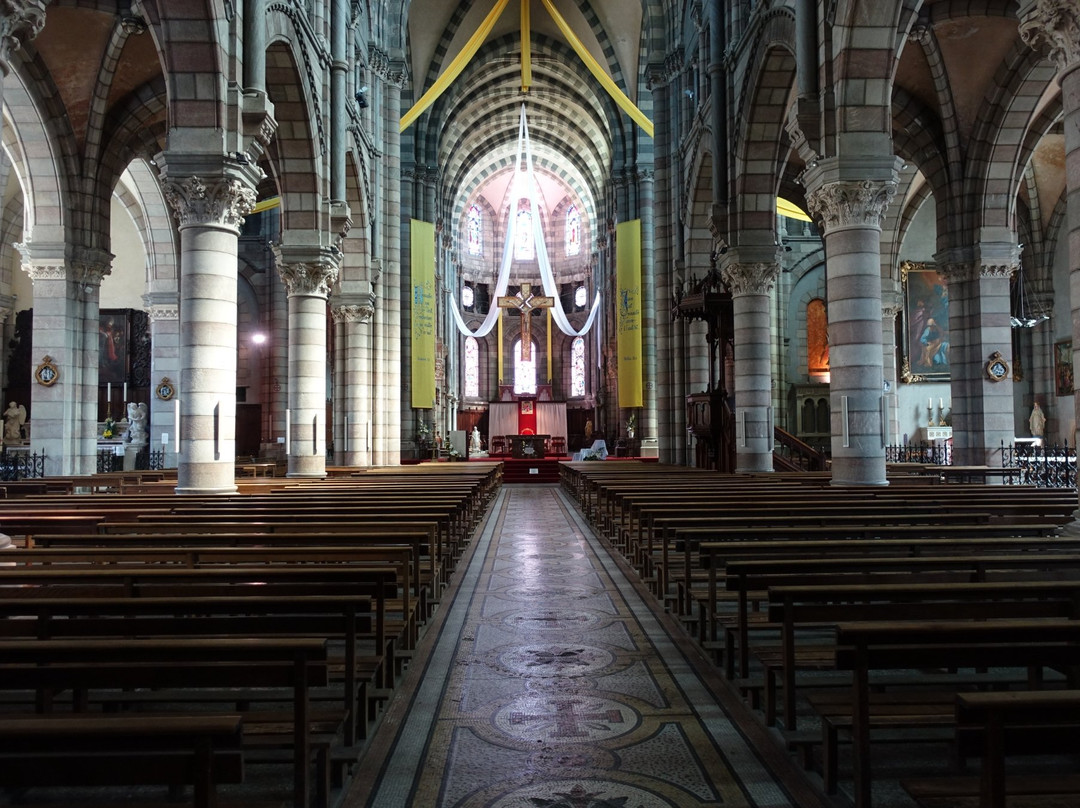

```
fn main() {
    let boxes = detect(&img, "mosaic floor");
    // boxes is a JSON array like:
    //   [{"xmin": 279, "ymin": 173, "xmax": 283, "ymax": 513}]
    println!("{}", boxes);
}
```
[{"xmin": 346, "ymin": 485, "xmax": 830, "ymax": 808}]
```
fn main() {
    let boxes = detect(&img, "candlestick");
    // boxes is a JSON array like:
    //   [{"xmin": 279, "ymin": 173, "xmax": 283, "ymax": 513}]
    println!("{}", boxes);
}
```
[{"xmin": 123, "ymin": 383, "xmax": 127, "ymax": 402}]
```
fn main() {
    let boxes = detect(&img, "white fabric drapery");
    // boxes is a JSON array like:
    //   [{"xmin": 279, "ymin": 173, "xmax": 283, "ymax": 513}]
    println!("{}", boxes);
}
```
[{"xmin": 449, "ymin": 105, "xmax": 601, "ymax": 340}]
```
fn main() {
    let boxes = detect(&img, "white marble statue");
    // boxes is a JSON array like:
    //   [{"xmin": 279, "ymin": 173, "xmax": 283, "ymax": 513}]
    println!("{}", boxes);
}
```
[
  {"xmin": 127, "ymin": 401, "xmax": 148, "ymax": 445},
  {"xmin": 3, "ymin": 402, "xmax": 25, "ymax": 443},
  {"xmin": 470, "ymin": 426, "xmax": 482, "ymax": 454}
]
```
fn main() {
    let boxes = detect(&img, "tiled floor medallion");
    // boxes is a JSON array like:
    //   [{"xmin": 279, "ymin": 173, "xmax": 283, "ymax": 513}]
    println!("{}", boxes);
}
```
[
  {"xmin": 499, "ymin": 608, "xmax": 608, "ymax": 633},
  {"xmin": 494, "ymin": 694, "xmax": 640, "ymax": 743},
  {"xmin": 487, "ymin": 779, "xmax": 683, "ymax": 808},
  {"xmin": 494, "ymin": 645, "xmax": 614, "ymax": 677}
]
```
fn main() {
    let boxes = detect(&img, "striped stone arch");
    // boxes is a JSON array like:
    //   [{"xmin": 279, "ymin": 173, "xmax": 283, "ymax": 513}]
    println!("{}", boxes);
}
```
[
  {"xmin": 113, "ymin": 158, "xmax": 178, "ymax": 292},
  {"xmin": 338, "ymin": 150, "xmax": 372, "ymax": 292},
  {"xmin": 140, "ymin": 0, "xmax": 231, "ymax": 135},
  {"xmin": 827, "ymin": 0, "xmax": 906, "ymax": 133},
  {"xmin": 879, "ymin": 166, "xmax": 927, "ymax": 282},
  {"xmin": 1, "ymin": 68, "xmax": 68, "ymax": 247},
  {"xmin": 264, "ymin": 39, "xmax": 321, "ymax": 232},
  {"xmin": 92, "ymin": 78, "xmax": 169, "ymax": 254},
  {"xmin": 733, "ymin": 10, "xmax": 797, "ymax": 236},
  {"xmin": 684, "ymin": 149, "xmax": 714, "ymax": 269},
  {"xmin": 0, "ymin": 195, "xmax": 24, "ymax": 290},
  {"xmin": 891, "ymin": 87, "xmax": 953, "ymax": 242},
  {"xmin": 1040, "ymin": 191, "xmax": 1068, "ymax": 282}
]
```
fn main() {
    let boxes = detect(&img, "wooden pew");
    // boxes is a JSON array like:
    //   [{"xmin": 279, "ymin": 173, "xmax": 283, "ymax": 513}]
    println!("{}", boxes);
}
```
[
  {"xmin": 832, "ymin": 619, "xmax": 1080, "ymax": 808},
  {"xmin": 0, "ymin": 637, "xmax": 330, "ymax": 808},
  {"xmin": 0, "ymin": 714, "xmax": 244, "ymax": 808}
]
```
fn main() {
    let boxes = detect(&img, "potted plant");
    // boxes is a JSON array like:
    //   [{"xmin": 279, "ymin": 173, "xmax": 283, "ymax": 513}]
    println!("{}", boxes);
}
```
[{"xmin": 626, "ymin": 413, "xmax": 636, "ymax": 439}]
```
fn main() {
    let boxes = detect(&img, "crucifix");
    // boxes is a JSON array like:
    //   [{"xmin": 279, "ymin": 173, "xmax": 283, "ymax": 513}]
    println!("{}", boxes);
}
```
[{"xmin": 497, "ymin": 283, "xmax": 554, "ymax": 361}]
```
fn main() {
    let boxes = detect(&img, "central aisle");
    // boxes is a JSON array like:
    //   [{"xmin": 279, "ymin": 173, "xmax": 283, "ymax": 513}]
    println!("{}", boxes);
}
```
[{"xmin": 347, "ymin": 485, "xmax": 825, "ymax": 808}]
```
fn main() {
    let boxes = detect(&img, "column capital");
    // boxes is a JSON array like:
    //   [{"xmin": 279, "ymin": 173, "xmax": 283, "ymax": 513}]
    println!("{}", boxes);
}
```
[
  {"xmin": 146, "ymin": 303, "xmax": 179, "ymax": 323},
  {"xmin": 273, "ymin": 244, "xmax": 340, "ymax": 298},
  {"xmin": 156, "ymin": 155, "xmax": 263, "ymax": 233},
  {"xmin": 0, "ymin": 0, "xmax": 46, "ymax": 76},
  {"xmin": 719, "ymin": 260, "xmax": 781, "ymax": 297},
  {"xmin": 70, "ymin": 246, "xmax": 114, "ymax": 288},
  {"xmin": 1019, "ymin": 0, "xmax": 1080, "ymax": 74},
  {"xmin": 806, "ymin": 178, "xmax": 898, "ymax": 233},
  {"xmin": 332, "ymin": 302, "xmax": 375, "ymax": 324}
]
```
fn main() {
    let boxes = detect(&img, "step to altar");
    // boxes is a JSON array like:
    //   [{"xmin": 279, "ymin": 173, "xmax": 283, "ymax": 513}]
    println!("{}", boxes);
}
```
[{"xmin": 494, "ymin": 457, "xmax": 564, "ymax": 483}]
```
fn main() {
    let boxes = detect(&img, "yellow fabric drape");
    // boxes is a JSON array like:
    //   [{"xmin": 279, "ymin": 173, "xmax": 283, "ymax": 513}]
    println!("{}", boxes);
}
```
[
  {"xmin": 538, "ymin": 0, "xmax": 653, "ymax": 138},
  {"xmin": 520, "ymin": 0, "xmax": 532, "ymax": 91},
  {"xmin": 616, "ymin": 220, "xmax": 643, "ymax": 408},
  {"xmin": 400, "ymin": 0, "xmax": 511, "ymax": 132},
  {"xmin": 251, "ymin": 196, "xmax": 281, "ymax": 214},
  {"xmin": 410, "ymin": 220, "xmax": 437, "ymax": 408},
  {"xmin": 777, "ymin": 197, "xmax": 812, "ymax": 222}
]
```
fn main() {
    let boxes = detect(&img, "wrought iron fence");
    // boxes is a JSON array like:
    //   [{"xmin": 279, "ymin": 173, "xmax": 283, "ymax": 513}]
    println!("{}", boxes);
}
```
[
  {"xmin": 885, "ymin": 442, "xmax": 952, "ymax": 465},
  {"xmin": 0, "ymin": 448, "xmax": 45, "ymax": 479},
  {"xmin": 97, "ymin": 449, "xmax": 123, "ymax": 473},
  {"xmin": 1001, "ymin": 441, "xmax": 1076, "ymax": 489},
  {"xmin": 148, "ymin": 449, "xmax": 165, "ymax": 471}
]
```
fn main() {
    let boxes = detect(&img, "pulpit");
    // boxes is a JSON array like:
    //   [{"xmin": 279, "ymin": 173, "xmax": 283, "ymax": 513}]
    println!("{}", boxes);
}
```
[{"xmin": 509, "ymin": 434, "xmax": 548, "ymax": 459}]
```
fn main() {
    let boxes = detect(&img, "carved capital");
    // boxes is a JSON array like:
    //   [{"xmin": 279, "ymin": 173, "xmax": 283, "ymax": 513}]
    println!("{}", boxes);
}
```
[
  {"xmin": 277, "ymin": 260, "xmax": 339, "ymax": 298},
  {"xmin": 161, "ymin": 176, "xmax": 257, "ymax": 231},
  {"xmin": 806, "ymin": 179, "xmax": 897, "ymax": 233},
  {"xmin": 147, "ymin": 304, "xmax": 179, "ymax": 323},
  {"xmin": 937, "ymin": 261, "xmax": 978, "ymax": 283},
  {"xmin": 0, "ymin": 0, "xmax": 45, "ymax": 76},
  {"xmin": 1019, "ymin": 0, "xmax": 1080, "ymax": 73},
  {"xmin": 70, "ymin": 246, "xmax": 114, "ymax": 287},
  {"xmin": 981, "ymin": 261, "xmax": 1019, "ymax": 279},
  {"xmin": 720, "ymin": 262, "xmax": 781, "ymax": 297},
  {"xmin": 332, "ymin": 303, "xmax": 375, "ymax": 324}
]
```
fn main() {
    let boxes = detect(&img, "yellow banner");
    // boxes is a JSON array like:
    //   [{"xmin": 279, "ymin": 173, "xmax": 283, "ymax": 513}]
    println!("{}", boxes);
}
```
[
  {"xmin": 411, "ymin": 220, "xmax": 437, "ymax": 409},
  {"xmin": 400, "ymin": 0, "xmax": 511, "ymax": 131},
  {"xmin": 539, "ymin": 0, "xmax": 653, "ymax": 137},
  {"xmin": 616, "ymin": 220, "xmax": 643, "ymax": 408}
]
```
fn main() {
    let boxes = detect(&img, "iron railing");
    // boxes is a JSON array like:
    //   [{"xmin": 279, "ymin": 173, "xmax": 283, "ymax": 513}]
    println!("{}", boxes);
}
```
[
  {"xmin": 0, "ymin": 448, "xmax": 45, "ymax": 479},
  {"xmin": 886, "ymin": 442, "xmax": 952, "ymax": 465},
  {"xmin": 1001, "ymin": 441, "xmax": 1076, "ymax": 489}
]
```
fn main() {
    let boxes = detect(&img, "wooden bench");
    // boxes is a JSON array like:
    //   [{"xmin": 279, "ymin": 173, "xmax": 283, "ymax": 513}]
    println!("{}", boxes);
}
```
[
  {"xmin": 832, "ymin": 619, "xmax": 1080, "ymax": 808},
  {"xmin": 0, "ymin": 713, "xmax": 244, "ymax": 808},
  {"xmin": 0, "ymin": 637, "xmax": 330, "ymax": 808}
]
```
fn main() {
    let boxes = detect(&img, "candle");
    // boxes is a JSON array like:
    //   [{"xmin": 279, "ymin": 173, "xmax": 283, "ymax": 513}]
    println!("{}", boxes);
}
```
[
  {"xmin": 123, "ymin": 383, "xmax": 127, "ymax": 402},
  {"xmin": 939, "ymin": 398, "xmax": 944, "ymax": 410},
  {"xmin": 107, "ymin": 383, "xmax": 111, "ymax": 402},
  {"xmin": 928, "ymin": 397, "xmax": 932, "ymax": 409}
]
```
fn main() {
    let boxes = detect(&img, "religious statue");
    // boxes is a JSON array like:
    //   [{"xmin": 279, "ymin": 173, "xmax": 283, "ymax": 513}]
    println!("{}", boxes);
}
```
[
  {"xmin": 1029, "ymin": 402, "xmax": 1046, "ymax": 438},
  {"xmin": 584, "ymin": 419, "xmax": 593, "ymax": 443},
  {"xmin": 469, "ymin": 426, "xmax": 482, "ymax": 454},
  {"xmin": 3, "ymin": 402, "xmax": 26, "ymax": 443},
  {"xmin": 126, "ymin": 401, "xmax": 148, "ymax": 445}
]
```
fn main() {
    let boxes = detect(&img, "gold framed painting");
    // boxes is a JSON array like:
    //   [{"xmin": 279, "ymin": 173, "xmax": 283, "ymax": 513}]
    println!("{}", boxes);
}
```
[
  {"xmin": 1055, "ymin": 339, "xmax": 1073, "ymax": 397},
  {"xmin": 901, "ymin": 261, "xmax": 950, "ymax": 382}
]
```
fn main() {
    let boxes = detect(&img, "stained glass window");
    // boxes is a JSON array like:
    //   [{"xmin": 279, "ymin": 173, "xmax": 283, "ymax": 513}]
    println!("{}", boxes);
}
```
[
  {"xmin": 574, "ymin": 285, "xmax": 587, "ymax": 308},
  {"xmin": 515, "ymin": 206, "xmax": 534, "ymax": 260},
  {"xmin": 571, "ymin": 336, "xmax": 586, "ymax": 397},
  {"xmin": 566, "ymin": 204, "xmax": 580, "ymax": 256},
  {"xmin": 513, "ymin": 339, "xmax": 537, "ymax": 395},
  {"xmin": 464, "ymin": 337, "xmax": 479, "ymax": 398},
  {"xmin": 467, "ymin": 205, "xmax": 482, "ymax": 256}
]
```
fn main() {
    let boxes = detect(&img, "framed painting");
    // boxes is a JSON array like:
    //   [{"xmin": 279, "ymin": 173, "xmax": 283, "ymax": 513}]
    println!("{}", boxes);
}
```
[
  {"xmin": 1055, "ymin": 339, "xmax": 1073, "ymax": 397},
  {"xmin": 98, "ymin": 310, "xmax": 130, "ymax": 385},
  {"xmin": 901, "ymin": 261, "xmax": 950, "ymax": 382}
]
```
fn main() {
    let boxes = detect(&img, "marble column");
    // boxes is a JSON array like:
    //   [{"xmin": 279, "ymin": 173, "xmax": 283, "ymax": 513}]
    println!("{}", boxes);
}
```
[
  {"xmin": 274, "ymin": 247, "xmax": 339, "ymax": 478},
  {"xmin": 1020, "ymin": 0, "xmax": 1080, "ymax": 519},
  {"xmin": 936, "ymin": 245, "xmax": 1018, "ymax": 467},
  {"xmin": 332, "ymin": 298, "xmax": 375, "ymax": 466},
  {"xmin": 17, "ymin": 243, "xmax": 110, "ymax": 476},
  {"xmin": 638, "ymin": 169, "xmax": 658, "ymax": 457},
  {"xmin": 881, "ymin": 284, "xmax": 902, "ymax": 446},
  {"xmin": 145, "ymin": 294, "xmax": 180, "ymax": 467},
  {"xmin": 159, "ymin": 165, "xmax": 259, "ymax": 494},
  {"xmin": 720, "ymin": 254, "xmax": 781, "ymax": 473},
  {"xmin": 806, "ymin": 160, "xmax": 902, "ymax": 485}
]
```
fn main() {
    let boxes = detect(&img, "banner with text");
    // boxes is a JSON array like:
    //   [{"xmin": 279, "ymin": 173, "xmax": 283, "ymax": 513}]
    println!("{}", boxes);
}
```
[
  {"xmin": 616, "ymin": 219, "xmax": 643, "ymax": 408},
  {"xmin": 411, "ymin": 219, "xmax": 437, "ymax": 409}
]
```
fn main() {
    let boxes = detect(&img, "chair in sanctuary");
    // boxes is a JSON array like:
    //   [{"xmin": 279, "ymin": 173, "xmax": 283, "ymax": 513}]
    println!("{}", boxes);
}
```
[
  {"xmin": 551, "ymin": 436, "xmax": 566, "ymax": 457},
  {"xmin": 490, "ymin": 436, "xmax": 507, "ymax": 456}
]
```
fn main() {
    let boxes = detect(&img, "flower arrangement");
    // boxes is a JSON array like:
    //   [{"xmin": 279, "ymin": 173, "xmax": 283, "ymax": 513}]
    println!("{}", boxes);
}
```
[
  {"xmin": 626, "ymin": 413, "xmax": 636, "ymax": 436},
  {"xmin": 102, "ymin": 416, "xmax": 116, "ymax": 439}
]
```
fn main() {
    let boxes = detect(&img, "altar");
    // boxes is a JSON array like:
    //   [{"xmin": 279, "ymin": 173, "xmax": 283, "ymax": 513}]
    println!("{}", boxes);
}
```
[{"xmin": 508, "ymin": 434, "xmax": 549, "ymax": 459}]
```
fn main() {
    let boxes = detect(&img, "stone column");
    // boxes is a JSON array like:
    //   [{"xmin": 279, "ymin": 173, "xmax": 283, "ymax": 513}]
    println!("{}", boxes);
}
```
[
  {"xmin": 332, "ymin": 298, "xmax": 374, "ymax": 466},
  {"xmin": 638, "ymin": 169, "xmax": 658, "ymax": 457},
  {"xmin": 18, "ymin": 243, "xmax": 111, "ymax": 476},
  {"xmin": 937, "ymin": 245, "xmax": 1018, "ymax": 467},
  {"xmin": 881, "ymin": 284, "xmax": 902, "ymax": 446},
  {"xmin": 159, "ymin": 164, "xmax": 259, "ymax": 494},
  {"xmin": 274, "ymin": 247, "xmax": 339, "ymax": 478},
  {"xmin": 806, "ymin": 161, "xmax": 902, "ymax": 485},
  {"xmin": 145, "ymin": 294, "xmax": 180, "ymax": 468},
  {"xmin": 721, "ymin": 254, "xmax": 781, "ymax": 473},
  {"xmin": 1020, "ymin": 0, "xmax": 1080, "ymax": 518}
]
